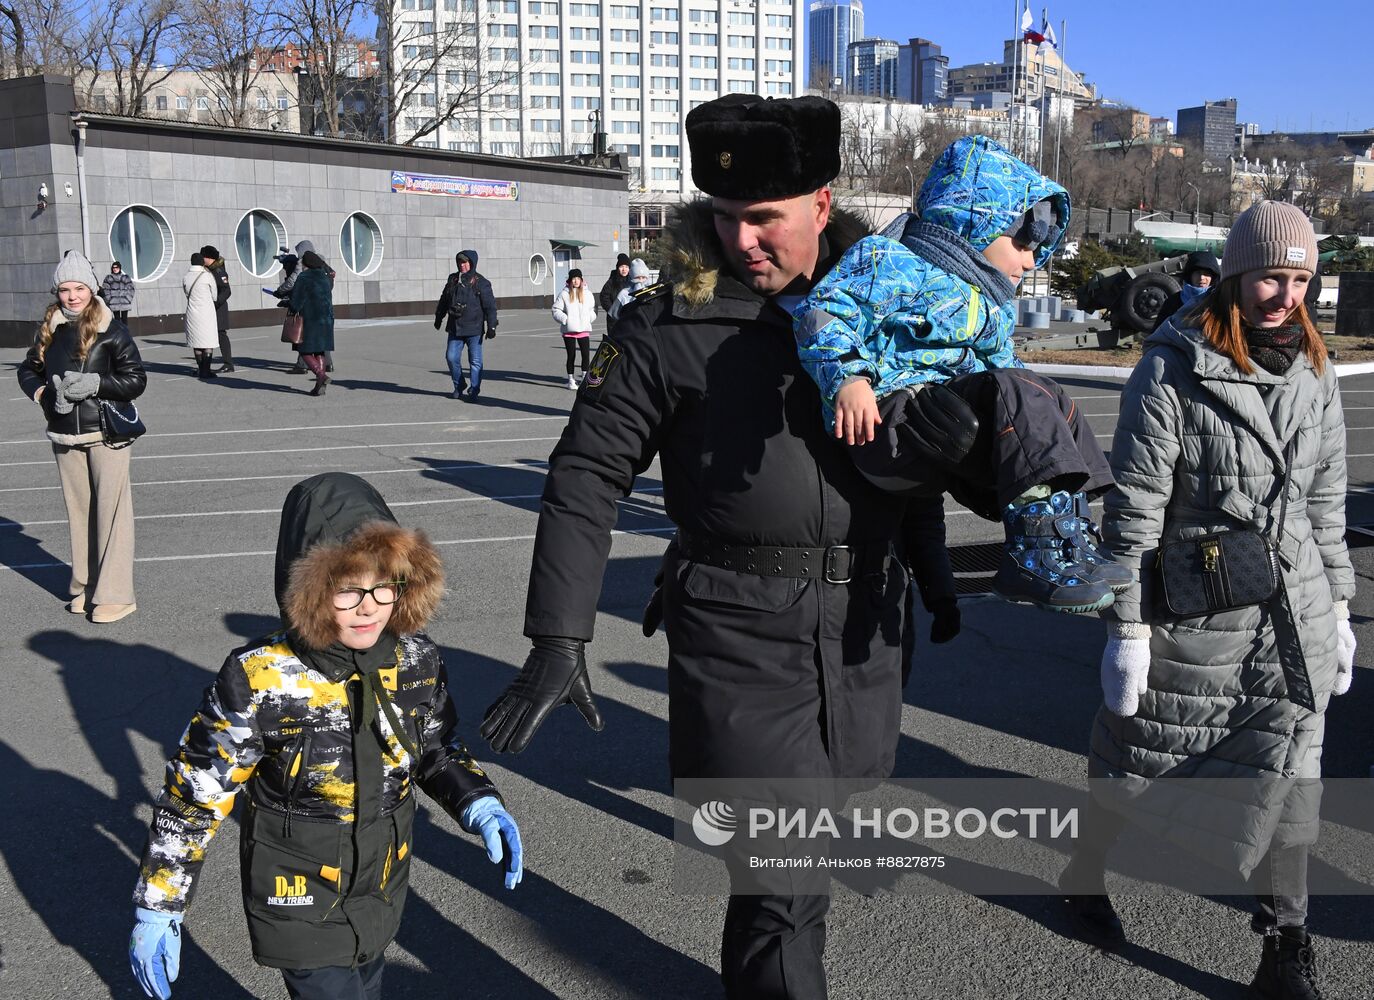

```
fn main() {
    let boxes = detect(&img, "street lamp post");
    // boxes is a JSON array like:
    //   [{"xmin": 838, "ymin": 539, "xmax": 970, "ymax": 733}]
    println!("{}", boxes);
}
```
[
  {"xmin": 1186, "ymin": 181, "xmax": 1202, "ymax": 250},
  {"xmin": 903, "ymin": 164, "xmax": 915, "ymax": 213}
]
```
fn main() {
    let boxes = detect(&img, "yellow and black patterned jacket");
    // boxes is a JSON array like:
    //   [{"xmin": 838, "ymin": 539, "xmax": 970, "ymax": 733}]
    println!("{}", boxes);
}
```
[{"xmin": 134, "ymin": 475, "xmax": 500, "ymax": 970}]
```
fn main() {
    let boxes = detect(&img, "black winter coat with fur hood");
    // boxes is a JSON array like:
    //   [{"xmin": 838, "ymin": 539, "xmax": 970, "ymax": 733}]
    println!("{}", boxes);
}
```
[
  {"xmin": 135, "ymin": 473, "xmax": 499, "ymax": 970},
  {"xmin": 524, "ymin": 201, "xmax": 916, "ymax": 782}
]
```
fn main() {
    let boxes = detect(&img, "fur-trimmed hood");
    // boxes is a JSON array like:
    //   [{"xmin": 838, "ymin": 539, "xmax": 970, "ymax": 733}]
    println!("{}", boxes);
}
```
[
  {"xmin": 275, "ymin": 473, "xmax": 444, "ymax": 651},
  {"xmin": 658, "ymin": 198, "xmax": 872, "ymax": 309}
]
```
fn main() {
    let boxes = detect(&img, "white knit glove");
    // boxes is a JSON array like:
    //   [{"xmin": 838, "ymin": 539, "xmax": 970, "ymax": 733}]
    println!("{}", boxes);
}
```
[
  {"xmin": 1334, "ymin": 600, "xmax": 1355, "ymax": 696},
  {"xmin": 1101, "ymin": 621, "xmax": 1151, "ymax": 717}
]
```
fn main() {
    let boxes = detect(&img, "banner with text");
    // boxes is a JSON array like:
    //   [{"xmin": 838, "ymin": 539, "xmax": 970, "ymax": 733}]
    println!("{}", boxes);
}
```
[{"xmin": 391, "ymin": 170, "xmax": 520, "ymax": 200}]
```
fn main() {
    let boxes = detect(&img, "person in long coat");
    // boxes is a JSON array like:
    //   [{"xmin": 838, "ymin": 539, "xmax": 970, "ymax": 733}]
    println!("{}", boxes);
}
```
[
  {"xmin": 290, "ymin": 251, "xmax": 335, "ymax": 397},
  {"xmin": 182, "ymin": 253, "xmax": 220, "ymax": 380},
  {"xmin": 1061, "ymin": 201, "xmax": 1355, "ymax": 1000}
]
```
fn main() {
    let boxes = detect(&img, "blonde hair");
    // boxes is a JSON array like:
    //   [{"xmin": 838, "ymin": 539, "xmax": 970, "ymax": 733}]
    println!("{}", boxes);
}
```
[
  {"xmin": 1198, "ymin": 276, "xmax": 1326, "ymax": 376},
  {"xmin": 567, "ymin": 280, "xmax": 586, "ymax": 303},
  {"xmin": 34, "ymin": 297, "xmax": 104, "ymax": 366}
]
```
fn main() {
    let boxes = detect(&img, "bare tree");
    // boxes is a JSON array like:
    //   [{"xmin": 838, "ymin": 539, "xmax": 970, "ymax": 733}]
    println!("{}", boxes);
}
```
[
  {"xmin": 185, "ymin": 0, "xmax": 286, "ymax": 128},
  {"xmin": 0, "ymin": 1, "xmax": 26, "ymax": 76},
  {"xmin": 88, "ymin": 0, "xmax": 185, "ymax": 115},
  {"xmin": 285, "ymin": 0, "xmax": 367, "ymax": 137}
]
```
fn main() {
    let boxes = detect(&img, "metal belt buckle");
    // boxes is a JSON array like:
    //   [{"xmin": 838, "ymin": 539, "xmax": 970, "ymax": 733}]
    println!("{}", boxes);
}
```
[{"xmin": 823, "ymin": 545, "xmax": 853, "ymax": 584}]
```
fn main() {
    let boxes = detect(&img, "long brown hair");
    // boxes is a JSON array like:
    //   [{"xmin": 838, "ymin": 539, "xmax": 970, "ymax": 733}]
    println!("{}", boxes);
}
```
[
  {"xmin": 1198, "ymin": 275, "xmax": 1326, "ymax": 376},
  {"xmin": 34, "ymin": 296, "xmax": 106, "ymax": 366}
]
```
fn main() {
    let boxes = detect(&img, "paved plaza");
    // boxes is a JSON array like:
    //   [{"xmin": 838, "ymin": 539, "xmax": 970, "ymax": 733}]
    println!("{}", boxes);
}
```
[{"xmin": 1, "ymin": 310, "xmax": 1372, "ymax": 999}]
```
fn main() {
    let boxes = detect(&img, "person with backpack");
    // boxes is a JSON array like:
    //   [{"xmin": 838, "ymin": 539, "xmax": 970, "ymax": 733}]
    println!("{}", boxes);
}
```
[{"xmin": 433, "ymin": 249, "xmax": 498, "ymax": 400}]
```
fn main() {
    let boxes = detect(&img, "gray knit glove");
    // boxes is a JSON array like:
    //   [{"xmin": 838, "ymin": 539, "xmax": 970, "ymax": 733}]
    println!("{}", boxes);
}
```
[
  {"xmin": 60, "ymin": 371, "xmax": 101, "ymax": 401},
  {"xmin": 50, "ymin": 374, "xmax": 75, "ymax": 414}
]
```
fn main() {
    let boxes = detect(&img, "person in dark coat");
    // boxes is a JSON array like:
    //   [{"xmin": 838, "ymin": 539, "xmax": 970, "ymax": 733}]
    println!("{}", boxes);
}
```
[
  {"xmin": 100, "ymin": 260, "xmax": 136, "ymax": 323},
  {"xmin": 1150, "ymin": 250, "xmax": 1221, "ymax": 332},
  {"xmin": 480, "ymin": 94, "xmax": 942, "ymax": 1000},
  {"xmin": 291, "ymin": 240, "xmax": 336, "ymax": 373},
  {"xmin": 434, "ymin": 249, "xmax": 498, "ymax": 400},
  {"xmin": 128, "ymin": 473, "xmax": 521, "ymax": 1000},
  {"xmin": 199, "ymin": 245, "xmax": 234, "ymax": 372},
  {"xmin": 290, "ymin": 252, "xmax": 335, "ymax": 397},
  {"xmin": 598, "ymin": 253, "xmax": 632, "ymax": 313}
]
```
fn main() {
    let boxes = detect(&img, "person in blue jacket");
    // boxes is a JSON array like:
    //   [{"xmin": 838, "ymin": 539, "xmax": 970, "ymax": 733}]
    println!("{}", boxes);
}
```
[{"xmin": 795, "ymin": 135, "xmax": 1128, "ymax": 614}]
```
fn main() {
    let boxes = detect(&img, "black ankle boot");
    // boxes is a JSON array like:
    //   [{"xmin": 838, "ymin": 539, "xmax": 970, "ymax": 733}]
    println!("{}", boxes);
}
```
[
  {"xmin": 1252, "ymin": 928, "xmax": 1323, "ymax": 999},
  {"xmin": 196, "ymin": 354, "xmax": 217, "ymax": 379},
  {"xmin": 1059, "ymin": 856, "xmax": 1126, "ymax": 949}
]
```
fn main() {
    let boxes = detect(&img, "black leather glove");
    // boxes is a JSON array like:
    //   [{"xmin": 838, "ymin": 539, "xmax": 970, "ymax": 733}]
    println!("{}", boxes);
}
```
[
  {"xmin": 929, "ymin": 599, "xmax": 961, "ymax": 644},
  {"xmin": 434, "ymin": 318, "xmax": 442, "ymax": 330},
  {"xmin": 484, "ymin": 326, "xmax": 497, "ymax": 340},
  {"xmin": 893, "ymin": 383, "xmax": 980, "ymax": 470},
  {"xmin": 641, "ymin": 580, "xmax": 665, "ymax": 637},
  {"xmin": 481, "ymin": 637, "xmax": 603, "ymax": 753}
]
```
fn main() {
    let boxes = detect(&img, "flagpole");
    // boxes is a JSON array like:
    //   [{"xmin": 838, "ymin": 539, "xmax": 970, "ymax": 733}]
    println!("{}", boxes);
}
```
[
  {"xmin": 1036, "ymin": 13, "xmax": 1047, "ymax": 173},
  {"xmin": 1009, "ymin": 0, "xmax": 1022, "ymax": 155},
  {"xmin": 1053, "ymin": 18, "xmax": 1066, "ymax": 182}
]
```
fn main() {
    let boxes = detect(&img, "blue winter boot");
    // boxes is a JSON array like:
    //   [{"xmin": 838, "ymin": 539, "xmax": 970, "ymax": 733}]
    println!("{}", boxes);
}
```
[
  {"xmin": 1063, "ymin": 492, "xmax": 1133, "ymax": 594},
  {"xmin": 993, "ymin": 490, "xmax": 1115, "ymax": 614}
]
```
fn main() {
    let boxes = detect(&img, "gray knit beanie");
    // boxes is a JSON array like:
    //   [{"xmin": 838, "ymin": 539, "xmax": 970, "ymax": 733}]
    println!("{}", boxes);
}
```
[
  {"xmin": 52, "ymin": 250, "xmax": 102, "ymax": 294},
  {"xmin": 1221, "ymin": 201, "xmax": 1318, "ymax": 280}
]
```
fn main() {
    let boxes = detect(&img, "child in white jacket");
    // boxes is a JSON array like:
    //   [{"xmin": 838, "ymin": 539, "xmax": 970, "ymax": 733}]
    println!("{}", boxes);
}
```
[{"xmin": 552, "ymin": 268, "xmax": 597, "ymax": 389}]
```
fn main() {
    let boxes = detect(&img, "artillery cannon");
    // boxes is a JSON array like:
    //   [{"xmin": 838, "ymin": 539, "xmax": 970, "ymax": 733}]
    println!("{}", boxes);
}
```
[{"xmin": 1075, "ymin": 254, "xmax": 1192, "ymax": 337}]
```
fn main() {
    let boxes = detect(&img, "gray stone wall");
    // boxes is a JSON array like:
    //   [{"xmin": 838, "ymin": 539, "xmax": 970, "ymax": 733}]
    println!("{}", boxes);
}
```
[{"xmin": 0, "ymin": 75, "xmax": 630, "ymax": 345}]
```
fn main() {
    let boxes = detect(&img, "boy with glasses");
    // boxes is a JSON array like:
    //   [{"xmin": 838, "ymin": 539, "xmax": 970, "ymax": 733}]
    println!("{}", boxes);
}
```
[{"xmin": 130, "ymin": 473, "xmax": 521, "ymax": 1000}]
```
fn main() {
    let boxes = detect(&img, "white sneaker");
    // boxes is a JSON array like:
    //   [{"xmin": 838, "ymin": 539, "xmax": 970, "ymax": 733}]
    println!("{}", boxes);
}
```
[{"xmin": 566, "ymin": 375, "xmax": 578, "ymax": 390}]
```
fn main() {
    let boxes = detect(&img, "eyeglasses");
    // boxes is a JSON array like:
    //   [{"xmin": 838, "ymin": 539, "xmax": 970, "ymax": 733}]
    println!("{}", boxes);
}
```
[{"xmin": 332, "ymin": 581, "xmax": 405, "ymax": 611}]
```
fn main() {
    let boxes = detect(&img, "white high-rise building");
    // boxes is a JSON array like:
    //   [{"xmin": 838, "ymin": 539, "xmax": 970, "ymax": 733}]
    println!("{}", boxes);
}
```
[{"xmin": 387, "ymin": 0, "xmax": 806, "ymax": 199}]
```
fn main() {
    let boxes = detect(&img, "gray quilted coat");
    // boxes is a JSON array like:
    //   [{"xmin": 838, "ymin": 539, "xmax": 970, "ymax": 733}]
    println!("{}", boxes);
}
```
[{"xmin": 1089, "ymin": 317, "xmax": 1354, "ymax": 877}]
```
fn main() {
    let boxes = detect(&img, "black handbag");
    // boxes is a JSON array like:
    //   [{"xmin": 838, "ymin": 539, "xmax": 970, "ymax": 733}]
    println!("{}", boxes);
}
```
[
  {"xmin": 97, "ymin": 398, "xmax": 146, "ymax": 448},
  {"xmin": 1157, "ymin": 443, "xmax": 1292, "ymax": 617}
]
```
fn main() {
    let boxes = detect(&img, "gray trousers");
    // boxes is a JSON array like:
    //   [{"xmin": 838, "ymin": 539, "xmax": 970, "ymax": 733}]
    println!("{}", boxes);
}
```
[{"xmin": 52, "ymin": 441, "xmax": 135, "ymax": 605}]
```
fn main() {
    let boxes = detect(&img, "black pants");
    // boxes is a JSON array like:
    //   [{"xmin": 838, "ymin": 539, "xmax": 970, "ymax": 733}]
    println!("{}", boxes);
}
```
[
  {"xmin": 722, "ymin": 894, "xmax": 829, "ymax": 1000},
  {"xmin": 852, "ymin": 369, "xmax": 1113, "ymax": 520},
  {"xmin": 217, "ymin": 328, "xmax": 234, "ymax": 367},
  {"xmin": 563, "ymin": 336, "xmax": 590, "ymax": 375},
  {"xmin": 113, "ymin": 310, "xmax": 128, "ymax": 323},
  {"xmin": 281, "ymin": 957, "xmax": 385, "ymax": 1000},
  {"xmin": 1072, "ymin": 793, "xmax": 1310, "ymax": 929}
]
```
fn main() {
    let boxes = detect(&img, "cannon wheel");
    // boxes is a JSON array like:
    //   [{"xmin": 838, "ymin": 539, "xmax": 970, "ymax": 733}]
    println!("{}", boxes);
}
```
[{"xmin": 1119, "ymin": 272, "xmax": 1182, "ymax": 333}]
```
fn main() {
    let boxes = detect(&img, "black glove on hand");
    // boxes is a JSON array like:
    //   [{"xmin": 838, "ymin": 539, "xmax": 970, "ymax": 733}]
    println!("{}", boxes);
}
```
[
  {"xmin": 641, "ymin": 564, "xmax": 666, "ymax": 637},
  {"xmin": 481, "ymin": 637, "xmax": 603, "ymax": 753},
  {"xmin": 484, "ymin": 326, "xmax": 496, "ymax": 340},
  {"xmin": 434, "ymin": 318, "xmax": 442, "ymax": 330},
  {"xmin": 894, "ymin": 383, "xmax": 980, "ymax": 469},
  {"xmin": 930, "ymin": 599, "xmax": 961, "ymax": 644}
]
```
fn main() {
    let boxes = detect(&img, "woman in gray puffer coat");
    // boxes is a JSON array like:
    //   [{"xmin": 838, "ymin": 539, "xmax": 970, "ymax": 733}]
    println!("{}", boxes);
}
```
[
  {"xmin": 1060, "ymin": 202, "xmax": 1355, "ymax": 1000},
  {"xmin": 100, "ymin": 261, "xmax": 135, "ymax": 322}
]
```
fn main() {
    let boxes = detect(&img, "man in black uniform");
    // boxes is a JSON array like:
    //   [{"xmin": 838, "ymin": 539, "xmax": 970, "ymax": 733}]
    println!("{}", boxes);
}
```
[{"xmin": 480, "ymin": 94, "xmax": 954, "ymax": 999}]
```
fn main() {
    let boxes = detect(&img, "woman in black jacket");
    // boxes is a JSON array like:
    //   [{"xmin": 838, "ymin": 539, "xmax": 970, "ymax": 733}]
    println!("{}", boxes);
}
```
[{"xmin": 17, "ymin": 252, "xmax": 147, "ymax": 623}]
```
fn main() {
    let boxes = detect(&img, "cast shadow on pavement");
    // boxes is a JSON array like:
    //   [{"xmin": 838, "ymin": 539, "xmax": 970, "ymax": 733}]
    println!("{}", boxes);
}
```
[
  {"xmin": 138, "ymin": 358, "xmax": 306, "ymax": 395},
  {"xmin": 0, "ymin": 519, "xmax": 68, "ymax": 599}
]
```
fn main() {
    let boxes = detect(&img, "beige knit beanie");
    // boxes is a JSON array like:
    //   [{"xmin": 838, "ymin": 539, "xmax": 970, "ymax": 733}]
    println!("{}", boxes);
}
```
[{"xmin": 1220, "ymin": 201, "xmax": 1317, "ymax": 280}]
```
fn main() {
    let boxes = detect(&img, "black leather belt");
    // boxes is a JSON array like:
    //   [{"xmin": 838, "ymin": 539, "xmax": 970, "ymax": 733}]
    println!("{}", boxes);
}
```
[{"xmin": 677, "ymin": 530, "xmax": 886, "ymax": 584}]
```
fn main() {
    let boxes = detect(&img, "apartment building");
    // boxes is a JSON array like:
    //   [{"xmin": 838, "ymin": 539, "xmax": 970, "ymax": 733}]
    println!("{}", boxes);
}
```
[{"xmin": 388, "ymin": 0, "xmax": 805, "ymax": 197}]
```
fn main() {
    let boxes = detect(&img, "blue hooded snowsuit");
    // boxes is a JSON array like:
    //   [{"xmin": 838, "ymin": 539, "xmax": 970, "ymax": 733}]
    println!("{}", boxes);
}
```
[{"xmin": 796, "ymin": 136, "xmax": 1070, "ymax": 426}]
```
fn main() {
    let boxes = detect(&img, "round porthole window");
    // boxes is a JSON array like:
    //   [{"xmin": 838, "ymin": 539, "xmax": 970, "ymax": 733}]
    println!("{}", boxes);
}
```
[
  {"xmin": 529, "ymin": 253, "xmax": 549, "ymax": 284},
  {"xmin": 108, "ymin": 204, "xmax": 174, "ymax": 282},
  {"xmin": 234, "ymin": 209, "xmax": 287, "ymax": 277},
  {"xmin": 341, "ymin": 212, "xmax": 384, "ymax": 275}
]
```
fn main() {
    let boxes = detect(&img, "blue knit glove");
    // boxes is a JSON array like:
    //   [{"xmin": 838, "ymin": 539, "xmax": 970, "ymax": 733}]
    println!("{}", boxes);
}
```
[
  {"xmin": 460, "ymin": 795, "xmax": 523, "ymax": 889},
  {"xmin": 130, "ymin": 907, "xmax": 183, "ymax": 999}
]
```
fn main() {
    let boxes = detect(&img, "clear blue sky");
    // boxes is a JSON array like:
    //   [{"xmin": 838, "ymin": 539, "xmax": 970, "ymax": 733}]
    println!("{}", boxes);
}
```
[{"xmin": 860, "ymin": 0, "xmax": 1372, "ymax": 133}]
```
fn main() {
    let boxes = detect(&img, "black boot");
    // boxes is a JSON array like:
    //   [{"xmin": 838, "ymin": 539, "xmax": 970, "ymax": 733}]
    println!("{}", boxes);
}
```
[
  {"xmin": 1252, "ymin": 928, "xmax": 1323, "ymax": 999},
  {"xmin": 1059, "ymin": 855, "xmax": 1126, "ymax": 950},
  {"xmin": 196, "ymin": 353, "xmax": 217, "ymax": 379},
  {"xmin": 309, "ymin": 375, "xmax": 328, "ymax": 397}
]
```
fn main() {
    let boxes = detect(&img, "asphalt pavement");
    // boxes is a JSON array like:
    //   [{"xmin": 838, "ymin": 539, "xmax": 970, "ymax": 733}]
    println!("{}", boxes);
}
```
[{"xmin": 1, "ymin": 309, "xmax": 1371, "ymax": 999}]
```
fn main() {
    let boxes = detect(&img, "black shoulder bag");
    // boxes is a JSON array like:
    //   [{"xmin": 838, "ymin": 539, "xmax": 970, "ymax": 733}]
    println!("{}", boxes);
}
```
[
  {"xmin": 98, "ymin": 399, "xmax": 146, "ymax": 448},
  {"xmin": 1156, "ymin": 439, "xmax": 1313, "ymax": 709}
]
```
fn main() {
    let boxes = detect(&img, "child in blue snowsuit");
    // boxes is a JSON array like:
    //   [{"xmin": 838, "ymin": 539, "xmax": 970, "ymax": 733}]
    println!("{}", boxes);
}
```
[{"xmin": 795, "ymin": 135, "xmax": 1127, "ymax": 614}]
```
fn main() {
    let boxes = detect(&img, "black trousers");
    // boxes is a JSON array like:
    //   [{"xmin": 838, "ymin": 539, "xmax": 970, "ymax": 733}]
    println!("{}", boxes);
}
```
[
  {"xmin": 852, "ymin": 369, "xmax": 1114, "ymax": 520},
  {"xmin": 722, "ymin": 894, "xmax": 830, "ymax": 1000},
  {"xmin": 113, "ymin": 310, "xmax": 128, "ymax": 323},
  {"xmin": 563, "ymin": 336, "xmax": 590, "ymax": 374},
  {"xmin": 281, "ymin": 957, "xmax": 385, "ymax": 1000}
]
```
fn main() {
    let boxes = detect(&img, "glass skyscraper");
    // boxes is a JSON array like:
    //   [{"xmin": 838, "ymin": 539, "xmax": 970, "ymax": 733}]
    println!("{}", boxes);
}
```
[{"xmin": 808, "ymin": 0, "xmax": 864, "ymax": 89}]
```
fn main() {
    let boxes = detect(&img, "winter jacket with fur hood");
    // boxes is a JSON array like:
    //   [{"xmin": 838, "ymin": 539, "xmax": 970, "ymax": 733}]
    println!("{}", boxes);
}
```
[
  {"xmin": 796, "ymin": 135, "xmax": 1067, "ymax": 425},
  {"xmin": 1090, "ymin": 316, "xmax": 1354, "ymax": 878},
  {"xmin": 134, "ymin": 473, "xmax": 499, "ymax": 970},
  {"xmin": 17, "ymin": 297, "xmax": 146, "ymax": 444}
]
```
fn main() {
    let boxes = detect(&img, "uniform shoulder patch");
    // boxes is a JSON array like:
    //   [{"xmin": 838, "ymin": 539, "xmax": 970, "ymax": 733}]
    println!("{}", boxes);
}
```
[
  {"xmin": 582, "ymin": 339, "xmax": 622, "ymax": 391},
  {"xmin": 632, "ymin": 281, "xmax": 670, "ymax": 301}
]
